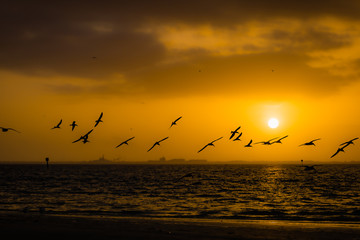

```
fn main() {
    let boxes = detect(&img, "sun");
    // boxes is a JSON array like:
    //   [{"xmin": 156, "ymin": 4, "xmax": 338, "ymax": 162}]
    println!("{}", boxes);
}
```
[{"xmin": 268, "ymin": 118, "xmax": 279, "ymax": 128}]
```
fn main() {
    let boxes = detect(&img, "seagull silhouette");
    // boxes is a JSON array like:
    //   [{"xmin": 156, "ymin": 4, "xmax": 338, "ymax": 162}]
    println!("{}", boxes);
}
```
[
  {"xmin": 116, "ymin": 137, "xmax": 135, "ymax": 148},
  {"xmin": 229, "ymin": 126, "xmax": 241, "ymax": 140},
  {"xmin": 340, "ymin": 137, "xmax": 359, "ymax": 147},
  {"xmin": 170, "ymin": 116, "xmax": 182, "ymax": 128},
  {"xmin": 233, "ymin": 132, "xmax": 243, "ymax": 141},
  {"xmin": 273, "ymin": 135, "xmax": 289, "ymax": 144},
  {"xmin": 51, "ymin": 119, "xmax": 62, "ymax": 129},
  {"xmin": 330, "ymin": 145, "xmax": 348, "ymax": 158},
  {"xmin": 198, "ymin": 137, "xmax": 223, "ymax": 153},
  {"xmin": 0, "ymin": 127, "xmax": 21, "ymax": 133},
  {"xmin": 70, "ymin": 121, "xmax": 78, "ymax": 131},
  {"xmin": 72, "ymin": 129, "xmax": 93, "ymax": 144},
  {"xmin": 255, "ymin": 137, "xmax": 279, "ymax": 145},
  {"xmin": 299, "ymin": 138, "xmax": 321, "ymax": 146},
  {"xmin": 147, "ymin": 137, "xmax": 169, "ymax": 152},
  {"xmin": 94, "ymin": 112, "xmax": 103, "ymax": 127},
  {"xmin": 244, "ymin": 139, "xmax": 253, "ymax": 147}
]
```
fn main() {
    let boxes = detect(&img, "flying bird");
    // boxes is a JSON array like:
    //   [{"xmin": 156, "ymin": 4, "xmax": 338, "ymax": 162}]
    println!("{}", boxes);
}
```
[
  {"xmin": 299, "ymin": 138, "xmax": 321, "ymax": 146},
  {"xmin": 147, "ymin": 137, "xmax": 169, "ymax": 152},
  {"xmin": 198, "ymin": 137, "xmax": 223, "ymax": 153},
  {"xmin": 229, "ymin": 126, "xmax": 241, "ymax": 140},
  {"xmin": 255, "ymin": 137, "xmax": 279, "ymax": 145},
  {"xmin": 330, "ymin": 146, "xmax": 347, "ymax": 158},
  {"xmin": 244, "ymin": 139, "xmax": 253, "ymax": 147},
  {"xmin": 331, "ymin": 141, "xmax": 353, "ymax": 158},
  {"xmin": 51, "ymin": 119, "xmax": 62, "ymax": 129},
  {"xmin": 70, "ymin": 121, "xmax": 78, "ymax": 131},
  {"xmin": 273, "ymin": 135, "xmax": 289, "ymax": 144},
  {"xmin": 330, "ymin": 148, "xmax": 344, "ymax": 158},
  {"xmin": 233, "ymin": 132, "xmax": 243, "ymax": 141},
  {"xmin": 0, "ymin": 127, "xmax": 21, "ymax": 133},
  {"xmin": 340, "ymin": 137, "xmax": 359, "ymax": 147},
  {"xmin": 116, "ymin": 137, "xmax": 135, "ymax": 148},
  {"xmin": 170, "ymin": 116, "xmax": 182, "ymax": 128},
  {"xmin": 72, "ymin": 129, "xmax": 94, "ymax": 144},
  {"xmin": 94, "ymin": 112, "xmax": 103, "ymax": 127}
]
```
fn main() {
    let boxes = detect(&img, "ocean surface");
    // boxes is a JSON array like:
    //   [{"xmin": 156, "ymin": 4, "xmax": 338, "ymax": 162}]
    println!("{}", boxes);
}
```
[{"xmin": 0, "ymin": 164, "xmax": 359, "ymax": 222}]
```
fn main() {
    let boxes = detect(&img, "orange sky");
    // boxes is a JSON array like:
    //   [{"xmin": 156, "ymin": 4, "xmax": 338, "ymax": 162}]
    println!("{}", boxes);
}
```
[{"xmin": 1, "ymin": 1, "xmax": 360, "ymax": 163}]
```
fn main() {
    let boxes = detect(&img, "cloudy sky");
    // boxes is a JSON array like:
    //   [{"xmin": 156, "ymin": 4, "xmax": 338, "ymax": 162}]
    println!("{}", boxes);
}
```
[{"xmin": 1, "ymin": 0, "xmax": 360, "ymax": 163}]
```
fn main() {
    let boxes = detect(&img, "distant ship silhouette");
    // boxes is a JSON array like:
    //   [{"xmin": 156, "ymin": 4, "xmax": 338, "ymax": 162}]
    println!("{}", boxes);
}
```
[{"xmin": 87, "ymin": 155, "xmax": 114, "ymax": 164}]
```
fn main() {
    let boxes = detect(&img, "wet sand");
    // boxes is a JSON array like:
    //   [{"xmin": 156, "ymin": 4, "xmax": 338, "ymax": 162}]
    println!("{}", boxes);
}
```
[{"xmin": 0, "ymin": 211, "xmax": 360, "ymax": 240}]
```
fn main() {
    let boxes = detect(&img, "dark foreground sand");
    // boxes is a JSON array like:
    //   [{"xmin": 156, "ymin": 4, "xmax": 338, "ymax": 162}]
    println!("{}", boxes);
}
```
[{"xmin": 0, "ymin": 212, "xmax": 360, "ymax": 240}]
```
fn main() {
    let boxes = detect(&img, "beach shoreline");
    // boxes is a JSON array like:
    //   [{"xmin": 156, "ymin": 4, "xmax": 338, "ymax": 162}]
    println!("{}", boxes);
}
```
[{"xmin": 0, "ymin": 211, "xmax": 359, "ymax": 239}]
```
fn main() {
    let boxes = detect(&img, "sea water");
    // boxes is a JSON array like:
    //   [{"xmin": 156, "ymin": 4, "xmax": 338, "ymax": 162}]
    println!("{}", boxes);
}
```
[{"xmin": 0, "ymin": 164, "xmax": 359, "ymax": 221}]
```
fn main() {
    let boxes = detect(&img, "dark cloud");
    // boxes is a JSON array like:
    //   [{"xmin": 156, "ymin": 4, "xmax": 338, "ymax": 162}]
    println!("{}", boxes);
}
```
[
  {"xmin": 0, "ymin": 4, "xmax": 166, "ymax": 78},
  {"xmin": 1, "ymin": 0, "xmax": 359, "ymax": 97}
]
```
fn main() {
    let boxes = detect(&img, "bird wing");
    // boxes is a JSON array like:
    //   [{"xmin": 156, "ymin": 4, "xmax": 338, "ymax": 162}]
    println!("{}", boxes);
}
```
[
  {"xmin": 341, "ymin": 143, "xmax": 351, "ymax": 149},
  {"xmin": 147, "ymin": 143, "xmax": 156, "ymax": 152},
  {"xmin": 233, "ymin": 132, "xmax": 242, "ymax": 141},
  {"xmin": 279, "ymin": 135, "xmax": 288, "ymax": 140},
  {"xmin": 249, "ymin": 139, "xmax": 252, "ymax": 144},
  {"xmin": 159, "ymin": 137, "xmax": 169, "ymax": 142},
  {"xmin": 198, "ymin": 144, "xmax": 208, "ymax": 153},
  {"xmin": 118, "ymin": 137, "xmax": 135, "ymax": 147},
  {"xmin": 211, "ymin": 137, "xmax": 223, "ymax": 143},
  {"xmin": 330, "ymin": 149, "xmax": 341, "ymax": 158},
  {"xmin": 126, "ymin": 137, "xmax": 135, "ymax": 142},
  {"xmin": 72, "ymin": 137, "xmax": 83, "ymax": 143},
  {"xmin": 340, "ymin": 137, "xmax": 359, "ymax": 145},
  {"xmin": 254, "ymin": 141, "xmax": 265, "ymax": 144},
  {"xmin": 268, "ymin": 137, "xmax": 279, "ymax": 142},
  {"xmin": 116, "ymin": 142, "xmax": 124, "ymax": 148},
  {"xmin": 58, "ymin": 119, "xmax": 62, "ymax": 126},
  {"xmin": 98, "ymin": 112, "xmax": 103, "ymax": 120},
  {"xmin": 230, "ymin": 127, "xmax": 241, "ymax": 139},
  {"xmin": 312, "ymin": 138, "xmax": 321, "ymax": 142},
  {"xmin": 8, "ymin": 128, "xmax": 21, "ymax": 133},
  {"xmin": 85, "ymin": 129, "xmax": 93, "ymax": 137},
  {"xmin": 174, "ymin": 116, "xmax": 182, "ymax": 122}
]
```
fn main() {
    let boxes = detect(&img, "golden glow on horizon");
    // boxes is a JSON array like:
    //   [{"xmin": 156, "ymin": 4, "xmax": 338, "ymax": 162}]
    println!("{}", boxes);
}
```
[{"xmin": 2, "ymin": 3, "xmax": 360, "ymax": 163}]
